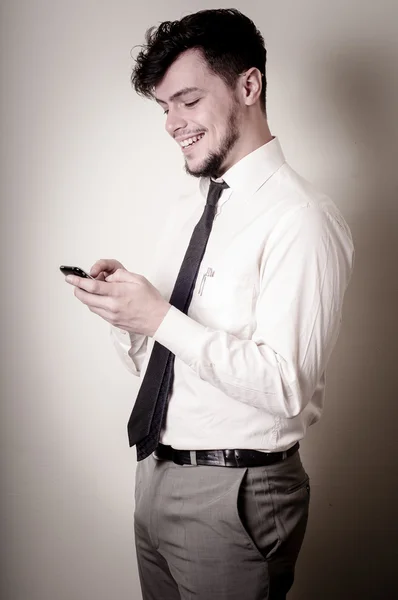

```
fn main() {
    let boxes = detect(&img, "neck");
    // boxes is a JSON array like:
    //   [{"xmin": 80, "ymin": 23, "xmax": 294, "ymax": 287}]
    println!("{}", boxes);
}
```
[{"xmin": 220, "ymin": 115, "xmax": 273, "ymax": 175}]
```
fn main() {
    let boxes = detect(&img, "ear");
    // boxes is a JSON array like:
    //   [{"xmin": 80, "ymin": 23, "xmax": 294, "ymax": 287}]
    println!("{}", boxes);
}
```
[{"xmin": 239, "ymin": 67, "xmax": 263, "ymax": 107}]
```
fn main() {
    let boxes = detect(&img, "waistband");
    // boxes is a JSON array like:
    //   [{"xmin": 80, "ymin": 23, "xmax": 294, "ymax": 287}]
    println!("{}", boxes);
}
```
[{"xmin": 154, "ymin": 442, "xmax": 300, "ymax": 467}]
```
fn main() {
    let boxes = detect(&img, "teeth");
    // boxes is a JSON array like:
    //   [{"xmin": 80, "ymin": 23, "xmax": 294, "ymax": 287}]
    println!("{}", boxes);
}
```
[{"xmin": 180, "ymin": 133, "xmax": 204, "ymax": 148}]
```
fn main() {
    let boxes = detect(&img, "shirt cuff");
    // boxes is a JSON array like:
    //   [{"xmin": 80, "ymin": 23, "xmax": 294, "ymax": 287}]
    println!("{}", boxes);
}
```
[{"xmin": 153, "ymin": 305, "xmax": 206, "ymax": 366}]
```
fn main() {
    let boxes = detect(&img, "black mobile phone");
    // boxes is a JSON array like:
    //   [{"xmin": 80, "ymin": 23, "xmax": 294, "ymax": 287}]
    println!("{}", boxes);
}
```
[{"xmin": 60, "ymin": 265, "xmax": 94, "ymax": 279}]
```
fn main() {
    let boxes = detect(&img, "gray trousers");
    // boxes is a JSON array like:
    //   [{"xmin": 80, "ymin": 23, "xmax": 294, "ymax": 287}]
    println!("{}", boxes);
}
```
[{"xmin": 134, "ymin": 450, "xmax": 310, "ymax": 600}]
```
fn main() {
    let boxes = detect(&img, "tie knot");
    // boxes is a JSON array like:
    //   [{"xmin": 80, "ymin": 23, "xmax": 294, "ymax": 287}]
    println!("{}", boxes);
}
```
[{"xmin": 206, "ymin": 179, "xmax": 229, "ymax": 207}]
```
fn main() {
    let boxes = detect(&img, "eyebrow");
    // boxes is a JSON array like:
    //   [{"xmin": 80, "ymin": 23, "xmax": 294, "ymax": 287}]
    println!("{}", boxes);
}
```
[{"xmin": 155, "ymin": 87, "xmax": 203, "ymax": 105}]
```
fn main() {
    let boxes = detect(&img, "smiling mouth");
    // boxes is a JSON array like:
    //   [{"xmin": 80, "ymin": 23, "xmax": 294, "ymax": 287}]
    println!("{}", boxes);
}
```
[{"xmin": 180, "ymin": 133, "xmax": 205, "ymax": 152}]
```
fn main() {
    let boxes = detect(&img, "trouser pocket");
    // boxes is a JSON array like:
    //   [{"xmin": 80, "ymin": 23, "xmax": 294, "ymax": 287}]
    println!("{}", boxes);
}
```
[{"xmin": 236, "ymin": 455, "xmax": 310, "ymax": 563}]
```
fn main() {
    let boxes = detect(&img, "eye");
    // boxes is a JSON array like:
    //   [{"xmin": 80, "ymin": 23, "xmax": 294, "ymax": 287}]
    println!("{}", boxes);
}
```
[{"xmin": 184, "ymin": 99, "xmax": 199, "ymax": 108}]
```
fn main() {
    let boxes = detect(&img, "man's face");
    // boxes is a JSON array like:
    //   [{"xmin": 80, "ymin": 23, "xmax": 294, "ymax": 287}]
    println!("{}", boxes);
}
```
[{"xmin": 154, "ymin": 50, "xmax": 242, "ymax": 178}]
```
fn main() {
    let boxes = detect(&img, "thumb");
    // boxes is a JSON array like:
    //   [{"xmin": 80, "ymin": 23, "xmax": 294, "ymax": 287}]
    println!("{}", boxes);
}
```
[{"xmin": 105, "ymin": 268, "xmax": 134, "ymax": 283}]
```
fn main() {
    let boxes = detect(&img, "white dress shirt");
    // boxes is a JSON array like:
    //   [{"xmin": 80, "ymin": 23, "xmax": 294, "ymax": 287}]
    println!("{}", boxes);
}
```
[{"xmin": 112, "ymin": 137, "xmax": 354, "ymax": 452}]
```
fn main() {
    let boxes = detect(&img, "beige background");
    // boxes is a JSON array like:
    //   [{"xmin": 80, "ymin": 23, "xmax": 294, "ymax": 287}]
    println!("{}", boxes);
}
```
[{"xmin": 1, "ymin": 1, "xmax": 398, "ymax": 598}]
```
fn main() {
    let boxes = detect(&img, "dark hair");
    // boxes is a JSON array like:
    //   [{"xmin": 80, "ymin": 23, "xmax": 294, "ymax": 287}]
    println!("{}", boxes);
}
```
[{"xmin": 131, "ymin": 8, "xmax": 267, "ymax": 112}]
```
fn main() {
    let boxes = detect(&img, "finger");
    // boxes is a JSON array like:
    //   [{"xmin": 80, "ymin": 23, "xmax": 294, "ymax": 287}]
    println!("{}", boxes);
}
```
[
  {"xmin": 90, "ymin": 259, "xmax": 117, "ymax": 277},
  {"xmin": 73, "ymin": 286, "xmax": 115, "ymax": 309},
  {"xmin": 106, "ymin": 268, "xmax": 140, "ymax": 283},
  {"xmin": 65, "ymin": 275, "xmax": 110, "ymax": 296}
]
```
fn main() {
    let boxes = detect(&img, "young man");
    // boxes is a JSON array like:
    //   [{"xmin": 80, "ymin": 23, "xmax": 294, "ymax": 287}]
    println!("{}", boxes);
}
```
[{"xmin": 66, "ymin": 9, "xmax": 354, "ymax": 600}]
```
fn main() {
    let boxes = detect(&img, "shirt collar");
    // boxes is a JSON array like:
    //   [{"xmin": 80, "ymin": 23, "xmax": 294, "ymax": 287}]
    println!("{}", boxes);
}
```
[{"xmin": 199, "ymin": 136, "xmax": 286, "ymax": 199}]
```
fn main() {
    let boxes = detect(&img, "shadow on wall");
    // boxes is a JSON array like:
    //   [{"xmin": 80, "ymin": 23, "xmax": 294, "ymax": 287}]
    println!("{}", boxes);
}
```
[{"xmin": 294, "ymin": 43, "xmax": 398, "ymax": 600}]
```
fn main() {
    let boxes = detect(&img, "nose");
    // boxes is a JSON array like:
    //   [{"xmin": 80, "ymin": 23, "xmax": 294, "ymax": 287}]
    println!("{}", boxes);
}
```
[{"xmin": 165, "ymin": 109, "xmax": 187, "ymax": 136}]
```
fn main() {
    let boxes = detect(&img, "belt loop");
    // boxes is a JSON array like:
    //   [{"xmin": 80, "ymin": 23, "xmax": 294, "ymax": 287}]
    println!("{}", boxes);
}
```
[
  {"xmin": 282, "ymin": 451, "xmax": 287, "ymax": 460},
  {"xmin": 190, "ymin": 450, "xmax": 197, "ymax": 466}
]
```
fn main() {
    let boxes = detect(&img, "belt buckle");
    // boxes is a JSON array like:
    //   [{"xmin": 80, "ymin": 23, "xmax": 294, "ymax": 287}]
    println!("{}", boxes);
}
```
[{"xmin": 224, "ymin": 449, "xmax": 238, "ymax": 467}]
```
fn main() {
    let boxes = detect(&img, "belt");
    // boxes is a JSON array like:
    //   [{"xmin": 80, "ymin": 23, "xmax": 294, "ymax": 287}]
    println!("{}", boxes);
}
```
[{"xmin": 154, "ymin": 442, "xmax": 299, "ymax": 468}]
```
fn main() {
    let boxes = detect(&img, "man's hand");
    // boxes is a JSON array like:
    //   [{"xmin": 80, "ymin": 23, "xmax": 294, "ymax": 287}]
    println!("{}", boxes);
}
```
[
  {"xmin": 89, "ymin": 258, "xmax": 125, "ymax": 281},
  {"xmin": 65, "ymin": 265, "xmax": 171, "ymax": 337}
]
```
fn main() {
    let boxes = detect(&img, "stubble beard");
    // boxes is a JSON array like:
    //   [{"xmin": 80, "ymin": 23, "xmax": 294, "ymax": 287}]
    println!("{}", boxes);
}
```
[{"xmin": 184, "ymin": 102, "xmax": 240, "ymax": 179}]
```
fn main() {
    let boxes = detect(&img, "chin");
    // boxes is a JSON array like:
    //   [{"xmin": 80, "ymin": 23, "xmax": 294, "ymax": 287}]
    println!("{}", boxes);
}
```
[
  {"xmin": 184, "ymin": 164, "xmax": 203, "ymax": 179},
  {"xmin": 184, "ymin": 157, "xmax": 205, "ymax": 177}
]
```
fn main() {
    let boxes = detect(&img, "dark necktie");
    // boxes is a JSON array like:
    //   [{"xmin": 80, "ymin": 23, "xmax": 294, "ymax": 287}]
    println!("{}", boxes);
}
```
[{"xmin": 127, "ymin": 179, "xmax": 229, "ymax": 461}]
